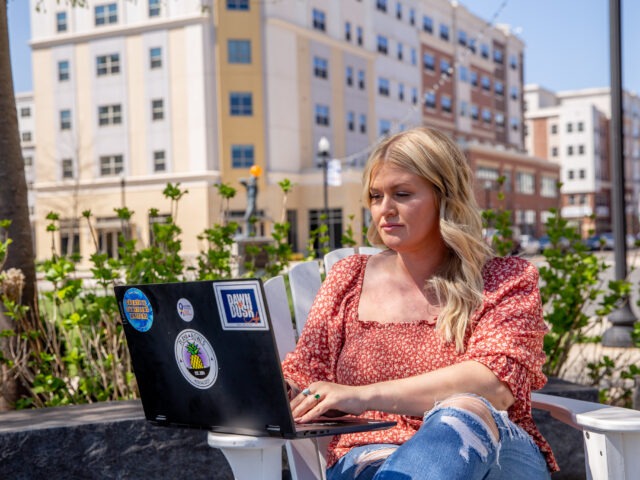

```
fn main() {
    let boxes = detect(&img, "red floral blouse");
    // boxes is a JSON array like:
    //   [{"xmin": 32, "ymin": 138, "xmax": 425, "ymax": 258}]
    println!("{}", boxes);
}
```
[{"xmin": 281, "ymin": 254, "xmax": 558, "ymax": 472}]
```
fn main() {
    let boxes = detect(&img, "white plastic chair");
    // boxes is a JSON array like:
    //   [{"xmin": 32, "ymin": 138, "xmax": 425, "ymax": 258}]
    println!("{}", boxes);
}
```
[
  {"xmin": 288, "ymin": 249, "xmax": 640, "ymax": 480},
  {"xmin": 208, "ymin": 275, "xmax": 328, "ymax": 480}
]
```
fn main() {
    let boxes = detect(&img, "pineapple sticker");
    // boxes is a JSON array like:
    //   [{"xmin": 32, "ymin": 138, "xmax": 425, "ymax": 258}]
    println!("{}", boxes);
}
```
[{"xmin": 175, "ymin": 329, "xmax": 218, "ymax": 389}]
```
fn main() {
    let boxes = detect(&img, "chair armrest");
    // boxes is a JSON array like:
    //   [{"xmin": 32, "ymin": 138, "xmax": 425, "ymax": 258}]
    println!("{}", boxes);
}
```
[{"xmin": 532, "ymin": 392, "xmax": 640, "ymax": 433}]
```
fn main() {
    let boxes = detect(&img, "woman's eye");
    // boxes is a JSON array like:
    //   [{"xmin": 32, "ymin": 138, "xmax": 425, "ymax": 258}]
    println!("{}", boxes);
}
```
[{"xmin": 396, "ymin": 192, "xmax": 410, "ymax": 197}]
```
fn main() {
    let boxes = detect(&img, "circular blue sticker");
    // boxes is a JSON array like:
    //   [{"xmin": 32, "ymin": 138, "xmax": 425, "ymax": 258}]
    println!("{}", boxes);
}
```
[{"xmin": 123, "ymin": 288, "xmax": 154, "ymax": 332}]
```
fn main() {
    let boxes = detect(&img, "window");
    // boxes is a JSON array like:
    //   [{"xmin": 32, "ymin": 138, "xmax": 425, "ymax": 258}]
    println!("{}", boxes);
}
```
[
  {"xmin": 397, "ymin": 42, "xmax": 403, "ymax": 61},
  {"xmin": 410, "ymin": 48, "xmax": 417, "ymax": 66},
  {"xmin": 567, "ymin": 145, "xmax": 574, "ymax": 156},
  {"xmin": 577, "ymin": 121, "xmax": 584, "ymax": 132},
  {"xmin": 422, "ymin": 16, "xmax": 433, "ymax": 33},
  {"xmin": 379, "ymin": 119, "xmax": 391, "ymax": 136},
  {"xmin": 347, "ymin": 111, "xmax": 355, "ymax": 131},
  {"xmin": 579, "ymin": 169, "xmax": 586, "ymax": 179},
  {"xmin": 358, "ymin": 69, "xmax": 365, "ymax": 89},
  {"xmin": 441, "ymin": 95, "xmax": 452, "ymax": 113},
  {"xmin": 359, "ymin": 114, "xmax": 367, "ymax": 133},
  {"xmin": 230, "ymin": 92, "xmax": 253, "ymax": 116},
  {"xmin": 471, "ymin": 105, "xmax": 479, "ymax": 120},
  {"xmin": 468, "ymin": 39, "xmax": 476, "ymax": 54},
  {"xmin": 395, "ymin": 2, "xmax": 402, "ymax": 19},
  {"xmin": 228, "ymin": 40, "xmax": 251, "ymax": 63},
  {"xmin": 510, "ymin": 117, "xmax": 519, "ymax": 131},
  {"xmin": 58, "ymin": 60, "xmax": 70, "ymax": 81},
  {"xmin": 541, "ymin": 176, "xmax": 557, "ymax": 197},
  {"xmin": 425, "ymin": 92, "xmax": 436, "ymax": 109},
  {"xmin": 56, "ymin": 12, "xmax": 67, "ymax": 32},
  {"xmin": 345, "ymin": 22, "xmax": 351, "ymax": 41},
  {"xmin": 567, "ymin": 122, "xmax": 573, "ymax": 133},
  {"xmin": 470, "ymin": 71, "xmax": 478, "ymax": 87},
  {"xmin": 398, "ymin": 83, "xmax": 404, "ymax": 101},
  {"xmin": 376, "ymin": 0, "xmax": 387, "ymax": 13},
  {"xmin": 567, "ymin": 170, "xmax": 575, "ymax": 180},
  {"xmin": 60, "ymin": 109, "xmax": 71, "ymax": 130},
  {"xmin": 21, "ymin": 131, "xmax": 32, "ymax": 142},
  {"xmin": 149, "ymin": 0, "xmax": 160, "ymax": 17},
  {"xmin": 315, "ymin": 104, "xmax": 330, "ymax": 126},
  {"xmin": 24, "ymin": 156, "xmax": 33, "ymax": 167},
  {"xmin": 309, "ymin": 208, "xmax": 343, "ymax": 252},
  {"xmin": 458, "ymin": 30, "xmax": 467, "ymax": 46},
  {"xmin": 423, "ymin": 53, "xmax": 435, "ymax": 71},
  {"xmin": 99, "ymin": 154, "xmax": 124, "ymax": 176},
  {"xmin": 550, "ymin": 124, "xmax": 558, "ymax": 134},
  {"xmin": 411, "ymin": 87, "xmax": 418, "ymax": 105},
  {"xmin": 481, "ymin": 75, "xmax": 491, "ymax": 92},
  {"xmin": 153, "ymin": 150, "xmax": 166, "ymax": 172},
  {"xmin": 60, "ymin": 219, "xmax": 80, "ymax": 256},
  {"xmin": 98, "ymin": 104, "xmax": 122, "ymax": 126},
  {"xmin": 578, "ymin": 144, "xmax": 585, "ymax": 155},
  {"xmin": 481, "ymin": 43, "xmax": 489, "ymax": 59},
  {"xmin": 509, "ymin": 54, "xmax": 518, "ymax": 69},
  {"xmin": 149, "ymin": 47, "xmax": 162, "ymax": 69},
  {"xmin": 409, "ymin": 8, "xmax": 415, "ymax": 25},
  {"xmin": 378, "ymin": 77, "xmax": 390, "ymax": 96},
  {"xmin": 346, "ymin": 66, "xmax": 353, "ymax": 86},
  {"xmin": 495, "ymin": 112, "xmax": 505, "ymax": 127},
  {"xmin": 96, "ymin": 53, "xmax": 120, "ymax": 76},
  {"xmin": 493, "ymin": 48, "xmax": 504, "ymax": 64},
  {"xmin": 516, "ymin": 172, "xmax": 535, "ymax": 194},
  {"xmin": 312, "ymin": 9, "xmax": 325, "ymax": 31},
  {"xmin": 510, "ymin": 86, "xmax": 518, "ymax": 100},
  {"xmin": 482, "ymin": 108, "xmax": 492, "ymax": 124},
  {"xmin": 494, "ymin": 81, "xmax": 504, "ymax": 96},
  {"xmin": 313, "ymin": 57, "xmax": 328, "ymax": 79},
  {"xmin": 439, "ymin": 24, "xmax": 449, "ymax": 41},
  {"xmin": 62, "ymin": 158, "xmax": 74, "ymax": 179},
  {"xmin": 20, "ymin": 107, "xmax": 31, "ymax": 118},
  {"xmin": 231, "ymin": 144, "xmax": 255, "ymax": 168},
  {"xmin": 440, "ymin": 59, "xmax": 451, "ymax": 77},
  {"xmin": 377, "ymin": 35, "xmax": 388, "ymax": 54},
  {"xmin": 551, "ymin": 146, "xmax": 558, "ymax": 157},
  {"xmin": 151, "ymin": 99, "xmax": 164, "ymax": 120},
  {"xmin": 356, "ymin": 26, "xmax": 363, "ymax": 46},
  {"xmin": 95, "ymin": 3, "xmax": 117, "ymax": 26},
  {"xmin": 227, "ymin": 0, "xmax": 249, "ymax": 10},
  {"xmin": 457, "ymin": 100, "xmax": 468, "ymax": 117}
]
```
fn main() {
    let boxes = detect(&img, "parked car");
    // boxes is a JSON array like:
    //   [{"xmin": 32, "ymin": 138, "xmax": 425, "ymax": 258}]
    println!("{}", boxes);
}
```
[
  {"xmin": 584, "ymin": 232, "xmax": 637, "ymax": 251},
  {"xmin": 537, "ymin": 235, "xmax": 570, "ymax": 253},
  {"xmin": 518, "ymin": 235, "xmax": 541, "ymax": 255}
]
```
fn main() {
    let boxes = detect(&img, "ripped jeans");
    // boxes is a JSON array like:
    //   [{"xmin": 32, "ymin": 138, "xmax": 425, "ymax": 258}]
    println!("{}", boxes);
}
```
[{"xmin": 326, "ymin": 395, "xmax": 550, "ymax": 480}]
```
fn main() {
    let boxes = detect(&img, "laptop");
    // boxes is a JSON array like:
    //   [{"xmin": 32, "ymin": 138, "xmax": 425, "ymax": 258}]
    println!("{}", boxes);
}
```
[{"xmin": 114, "ymin": 278, "xmax": 396, "ymax": 438}]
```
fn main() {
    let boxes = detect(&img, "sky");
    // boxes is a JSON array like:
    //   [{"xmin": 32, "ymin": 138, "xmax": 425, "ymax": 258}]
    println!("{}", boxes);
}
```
[{"xmin": 6, "ymin": 0, "xmax": 640, "ymax": 95}]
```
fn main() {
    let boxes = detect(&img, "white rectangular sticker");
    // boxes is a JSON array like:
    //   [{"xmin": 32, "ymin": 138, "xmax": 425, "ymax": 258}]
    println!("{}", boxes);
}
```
[{"xmin": 213, "ymin": 281, "xmax": 269, "ymax": 331}]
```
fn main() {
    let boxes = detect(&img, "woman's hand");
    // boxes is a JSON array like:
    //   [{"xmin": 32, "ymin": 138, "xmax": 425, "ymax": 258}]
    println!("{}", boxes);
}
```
[{"xmin": 290, "ymin": 381, "xmax": 369, "ymax": 423}]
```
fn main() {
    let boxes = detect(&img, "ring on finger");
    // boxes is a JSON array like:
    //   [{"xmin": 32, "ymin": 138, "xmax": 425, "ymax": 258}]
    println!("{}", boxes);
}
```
[
  {"xmin": 314, "ymin": 393, "xmax": 321, "ymax": 402},
  {"xmin": 302, "ymin": 388, "xmax": 311, "ymax": 396}
]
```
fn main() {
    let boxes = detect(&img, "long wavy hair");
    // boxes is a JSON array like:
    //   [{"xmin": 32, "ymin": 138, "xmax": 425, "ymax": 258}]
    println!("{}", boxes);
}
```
[{"xmin": 362, "ymin": 127, "xmax": 493, "ymax": 351}]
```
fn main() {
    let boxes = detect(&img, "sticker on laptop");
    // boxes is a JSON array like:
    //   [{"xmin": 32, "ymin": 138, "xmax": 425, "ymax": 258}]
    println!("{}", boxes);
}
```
[
  {"xmin": 122, "ymin": 288, "xmax": 154, "ymax": 332},
  {"xmin": 174, "ymin": 329, "xmax": 218, "ymax": 389},
  {"xmin": 177, "ymin": 298, "xmax": 194, "ymax": 322},
  {"xmin": 213, "ymin": 280, "xmax": 269, "ymax": 331}
]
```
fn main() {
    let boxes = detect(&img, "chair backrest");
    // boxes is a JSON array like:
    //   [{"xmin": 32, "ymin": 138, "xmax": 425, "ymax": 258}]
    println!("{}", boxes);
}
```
[
  {"xmin": 323, "ymin": 246, "xmax": 381, "ymax": 273},
  {"xmin": 288, "ymin": 260, "xmax": 323, "ymax": 338},
  {"xmin": 264, "ymin": 275, "xmax": 297, "ymax": 362}
]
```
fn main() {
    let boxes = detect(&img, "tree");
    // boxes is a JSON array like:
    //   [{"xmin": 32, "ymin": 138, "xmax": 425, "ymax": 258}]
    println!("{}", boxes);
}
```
[{"xmin": 0, "ymin": 0, "xmax": 38, "ymax": 410}]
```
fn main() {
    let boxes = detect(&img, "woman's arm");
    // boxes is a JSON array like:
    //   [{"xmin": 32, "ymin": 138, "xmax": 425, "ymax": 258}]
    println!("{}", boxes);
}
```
[{"xmin": 290, "ymin": 360, "xmax": 513, "ymax": 422}]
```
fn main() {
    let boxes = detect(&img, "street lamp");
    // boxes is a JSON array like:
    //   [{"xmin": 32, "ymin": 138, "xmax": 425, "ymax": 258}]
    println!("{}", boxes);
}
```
[{"xmin": 317, "ymin": 136, "xmax": 330, "ymax": 245}]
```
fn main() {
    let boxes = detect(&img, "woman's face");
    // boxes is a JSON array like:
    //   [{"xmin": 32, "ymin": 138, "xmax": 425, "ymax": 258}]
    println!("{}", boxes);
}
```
[{"xmin": 369, "ymin": 163, "xmax": 443, "ymax": 254}]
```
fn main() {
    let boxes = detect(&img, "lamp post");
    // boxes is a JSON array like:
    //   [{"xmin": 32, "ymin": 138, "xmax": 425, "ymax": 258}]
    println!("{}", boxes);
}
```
[{"xmin": 317, "ymin": 136, "xmax": 330, "ymax": 245}]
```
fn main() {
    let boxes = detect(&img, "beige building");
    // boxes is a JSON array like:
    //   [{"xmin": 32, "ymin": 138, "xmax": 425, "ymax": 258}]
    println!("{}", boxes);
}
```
[{"xmin": 24, "ymin": 0, "xmax": 555, "ymax": 264}]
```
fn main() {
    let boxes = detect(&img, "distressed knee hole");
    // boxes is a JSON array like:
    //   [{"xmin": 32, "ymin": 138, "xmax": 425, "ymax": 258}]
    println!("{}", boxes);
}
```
[{"xmin": 437, "ymin": 395, "xmax": 499, "ymax": 442}]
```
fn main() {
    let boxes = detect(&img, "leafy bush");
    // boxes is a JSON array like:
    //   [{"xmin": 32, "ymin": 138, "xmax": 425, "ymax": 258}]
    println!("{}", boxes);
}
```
[{"xmin": 0, "ymin": 181, "xmax": 297, "ymax": 408}]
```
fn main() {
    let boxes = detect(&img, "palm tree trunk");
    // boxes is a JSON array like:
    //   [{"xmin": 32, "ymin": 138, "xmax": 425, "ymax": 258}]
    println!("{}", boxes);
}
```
[{"xmin": 0, "ymin": 0, "xmax": 38, "ymax": 410}]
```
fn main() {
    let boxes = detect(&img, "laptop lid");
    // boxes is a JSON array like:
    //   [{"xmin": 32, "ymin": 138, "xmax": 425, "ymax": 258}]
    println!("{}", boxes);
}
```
[{"xmin": 115, "ymin": 279, "xmax": 395, "ymax": 438}]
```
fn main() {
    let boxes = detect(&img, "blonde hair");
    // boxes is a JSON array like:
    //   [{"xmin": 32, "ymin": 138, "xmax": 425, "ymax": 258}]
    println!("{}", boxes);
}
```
[{"xmin": 362, "ymin": 127, "xmax": 493, "ymax": 351}]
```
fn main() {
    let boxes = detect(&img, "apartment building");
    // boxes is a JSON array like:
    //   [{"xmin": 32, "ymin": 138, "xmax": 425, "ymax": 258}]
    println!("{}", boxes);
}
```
[
  {"xmin": 524, "ymin": 85, "xmax": 640, "ymax": 237},
  {"xmin": 24, "ymin": 0, "xmax": 558, "ymax": 263}
]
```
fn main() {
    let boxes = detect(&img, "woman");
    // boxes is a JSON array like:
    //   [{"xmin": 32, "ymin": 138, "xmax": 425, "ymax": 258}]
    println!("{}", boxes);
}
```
[{"xmin": 282, "ymin": 127, "xmax": 556, "ymax": 479}]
